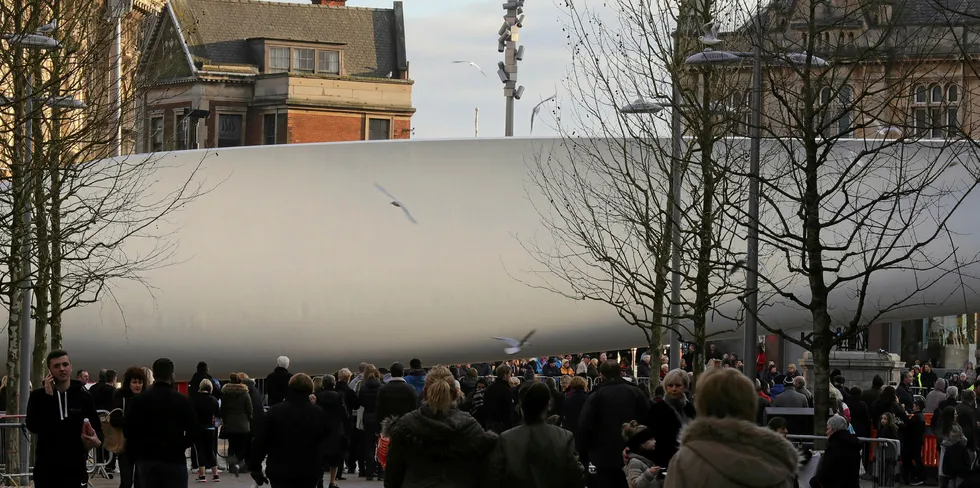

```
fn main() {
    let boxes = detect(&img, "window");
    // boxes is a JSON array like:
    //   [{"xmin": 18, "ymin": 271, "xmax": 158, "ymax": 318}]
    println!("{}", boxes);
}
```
[
  {"xmin": 269, "ymin": 47, "xmax": 289, "ymax": 73},
  {"xmin": 174, "ymin": 111, "xmax": 188, "ymax": 150},
  {"xmin": 730, "ymin": 90, "xmax": 751, "ymax": 136},
  {"xmin": 150, "ymin": 116, "xmax": 163, "ymax": 152},
  {"xmin": 217, "ymin": 113, "xmax": 244, "ymax": 148},
  {"xmin": 292, "ymin": 48, "xmax": 314, "ymax": 73},
  {"xmin": 912, "ymin": 83, "xmax": 959, "ymax": 138},
  {"xmin": 318, "ymin": 50, "xmax": 340, "ymax": 75},
  {"xmin": 368, "ymin": 118, "xmax": 391, "ymax": 140},
  {"xmin": 263, "ymin": 112, "xmax": 287, "ymax": 145},
  {"xmin": 818, "ymin": 85, "xmax": 853, "ymax": 138}
]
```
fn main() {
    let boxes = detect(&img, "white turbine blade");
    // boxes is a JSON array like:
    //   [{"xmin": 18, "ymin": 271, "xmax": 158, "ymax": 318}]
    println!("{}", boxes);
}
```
[{"xmin": 374, "ymin": 182, "xmax": 399, "ymax": 202}]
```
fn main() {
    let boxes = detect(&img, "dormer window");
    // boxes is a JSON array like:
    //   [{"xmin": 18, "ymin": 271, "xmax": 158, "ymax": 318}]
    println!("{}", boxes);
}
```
[{"xmin": 266, "ymin": 44, "xmax": 343, "ymax": 75}]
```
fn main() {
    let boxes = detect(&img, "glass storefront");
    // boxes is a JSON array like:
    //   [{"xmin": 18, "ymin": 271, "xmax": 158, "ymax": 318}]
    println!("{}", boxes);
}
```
[{"xmin": 901, "ymin": 313, "xmax": 978, "ymax": 370}]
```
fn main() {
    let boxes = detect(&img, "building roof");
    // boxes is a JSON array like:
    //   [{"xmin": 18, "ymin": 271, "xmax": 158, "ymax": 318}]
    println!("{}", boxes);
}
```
[
  {"xmin": 167, "ymin": 0, "xmax": 405, "ymax": 77},
  {"xmin": 738, "ymin": 0, "xmax": 980, "ymax": 34}
]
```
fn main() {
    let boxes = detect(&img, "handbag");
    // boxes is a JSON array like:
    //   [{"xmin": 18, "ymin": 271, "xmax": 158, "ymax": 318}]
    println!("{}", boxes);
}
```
[
  {"xmin": 101, "ymin": 409, "xmax": 126, "ymax": 454},
  {"xmin": 375, "ymin": 434, "xmax": 391, "ymax": 468}
]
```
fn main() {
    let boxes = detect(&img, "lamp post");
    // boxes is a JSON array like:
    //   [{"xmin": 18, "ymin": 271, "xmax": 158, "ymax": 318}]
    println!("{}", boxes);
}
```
[
  {"xmin": 106, "ymin": 0, "xmax": 133, "ymax": 156},
  {"xmin": 499, "ymin": 0, "xmax": 526, "ymax": 136},
  {"xmin": 685, "ymin": 26, "xmax": 828, "ymax": 379},
  {"xmin": 2, "ymin": 24, "xmax": 85, "ymax": 482}
]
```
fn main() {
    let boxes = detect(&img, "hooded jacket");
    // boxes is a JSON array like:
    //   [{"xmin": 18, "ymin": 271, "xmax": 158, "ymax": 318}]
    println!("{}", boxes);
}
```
[
  {"xmin": 220, "ymin": 383, "xmax": 253, "ymax": 433},
  {"xmin": 664, "ymin": 416, "xmax": 799, "ymax": 488},
  {"xmin": 265, "ymin": 367, "xmax": 292, "ymax": 407},
  {"xmin": 382, "ymin": 406, "xmax": 497, "ymax": 488},
  {"xmin": 404, "ymin": 368, "xmax": 427, "ymax": 396},
  {"xmin": 624, "ymin": 452, "xmax": 662, "ymax": 488},
  {"xmin": 26, "ymin": 379, "xmax": 103, "ymax": 483}
]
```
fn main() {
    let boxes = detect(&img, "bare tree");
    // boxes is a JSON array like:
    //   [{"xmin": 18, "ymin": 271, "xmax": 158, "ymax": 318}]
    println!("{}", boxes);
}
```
[
  {"xmin": 716, "ymin": 0, "xmax": 980, "ymax": 433},
  {"xmin": 516, "ymin": 0, "xmax": 750, "ymax": 383}
]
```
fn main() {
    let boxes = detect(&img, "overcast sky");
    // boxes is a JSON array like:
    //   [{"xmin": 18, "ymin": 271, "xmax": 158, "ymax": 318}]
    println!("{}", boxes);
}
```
[{"xmin": 267, "ymin": 0, "xmax": 571, "ymax": 139}]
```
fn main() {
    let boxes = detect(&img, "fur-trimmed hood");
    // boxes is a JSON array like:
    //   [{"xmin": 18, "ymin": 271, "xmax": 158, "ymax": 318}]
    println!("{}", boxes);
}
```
[
  {"xmin": 677, "ymin": 416, "xmax": 799, "ymax": 487},
  {"xmin": 381, "ymin": 406, "xmax": 497, "ymax": 460},
  {"xmin": 222, "ymin": 383, "xmax": 249, "ymax": 396}
]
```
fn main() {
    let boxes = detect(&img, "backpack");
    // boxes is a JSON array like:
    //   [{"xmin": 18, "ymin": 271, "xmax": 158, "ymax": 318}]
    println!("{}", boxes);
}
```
[{"xmin": 101, "ymin": 409, "xmax": 125, "ymax": 454}]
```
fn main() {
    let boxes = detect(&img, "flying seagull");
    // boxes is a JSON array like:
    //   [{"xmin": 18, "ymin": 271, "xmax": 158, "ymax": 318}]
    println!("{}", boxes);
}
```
[
  {"xmin": 728, "ymin": 258, "xmax": 747, "ymax": 276},
  {"xmin": 451, "ymin": 60, "xmax": 486, "ymax": 77},
  {"xmin": 374, "ymin": 183, "xmax": 417, "ymax": 224},
  {"xmin": 492, "ymin": 330, "xmax": 536, "ymax": 355},
  {"xmin": 36, "ymin": 19, "xmax": 58, "ymax": 34},
  {"xmin": 530, "ymin": 95, "xmax": 556, "ymax": 135},
  {"xmin": 699, "ymin": 21, "xmax": 722, "ymax": 46}
]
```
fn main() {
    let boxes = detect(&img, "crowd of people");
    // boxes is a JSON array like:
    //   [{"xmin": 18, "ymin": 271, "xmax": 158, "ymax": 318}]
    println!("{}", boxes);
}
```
[{"xmin": 29, "ymin": 345, "xmax": 980, "ymax": 488}]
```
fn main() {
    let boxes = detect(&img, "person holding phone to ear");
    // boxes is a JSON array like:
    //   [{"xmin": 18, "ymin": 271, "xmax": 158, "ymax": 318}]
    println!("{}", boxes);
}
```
[{"xmin": 26, "ymin": 349, "xmax": 103, "ymax": 488}]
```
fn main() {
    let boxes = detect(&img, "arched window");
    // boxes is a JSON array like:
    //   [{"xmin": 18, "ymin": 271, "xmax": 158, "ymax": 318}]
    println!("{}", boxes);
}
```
[
  {"xmin": 818, "ymin": 85, "xmax": 853, "ymax": 137},
  {"xmin": 912, "ymin": 82, "xmax": 959, "ymax": 138}
]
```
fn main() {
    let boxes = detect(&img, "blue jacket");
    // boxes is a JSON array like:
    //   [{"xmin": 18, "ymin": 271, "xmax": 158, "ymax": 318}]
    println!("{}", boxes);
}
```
[{"xmin": 404, "ymin": 369, "xmax": 426, "ymax": 396}]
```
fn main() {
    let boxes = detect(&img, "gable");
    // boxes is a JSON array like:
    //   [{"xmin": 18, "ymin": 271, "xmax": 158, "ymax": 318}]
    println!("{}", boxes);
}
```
[{"xmin": 143, "ymin": 7, "xmax": 194, "ymax": 81}]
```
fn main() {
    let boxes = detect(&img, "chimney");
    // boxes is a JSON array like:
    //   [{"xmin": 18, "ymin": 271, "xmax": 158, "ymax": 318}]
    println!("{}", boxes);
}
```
[{"xmin": 311, "ymin": 0, "xmax": 347, "ymax": 5}]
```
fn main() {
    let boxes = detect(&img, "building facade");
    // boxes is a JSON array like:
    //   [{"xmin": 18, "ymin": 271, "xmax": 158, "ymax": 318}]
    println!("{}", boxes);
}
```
[{"xmin": 136, "ymin": 0, "xmax": 414, "ymax": 153}]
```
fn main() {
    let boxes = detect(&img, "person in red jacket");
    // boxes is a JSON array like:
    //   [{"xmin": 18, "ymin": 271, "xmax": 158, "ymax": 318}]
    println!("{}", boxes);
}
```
[{"xmin": 756, "ymin": 345, "xmax": 766, "ymax": 377}]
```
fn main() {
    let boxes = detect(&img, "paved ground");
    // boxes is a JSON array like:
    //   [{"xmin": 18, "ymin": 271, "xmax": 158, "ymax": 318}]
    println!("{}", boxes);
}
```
[{"xmin": 90, "ymin": 471, "xmax": 381, "ymax": 488}]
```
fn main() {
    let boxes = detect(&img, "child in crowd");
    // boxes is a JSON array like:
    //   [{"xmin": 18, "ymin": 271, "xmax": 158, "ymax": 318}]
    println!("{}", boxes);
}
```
[{"xmin": 622, "ymin": 421, "xmax": 662, "ymax": 488}]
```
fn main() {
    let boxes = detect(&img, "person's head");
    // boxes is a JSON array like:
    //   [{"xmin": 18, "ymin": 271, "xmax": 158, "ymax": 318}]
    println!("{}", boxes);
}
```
[
  {"xmin": 476, "ymin": 377, "xmax": 488, "ymax": 390},
  {"xmin": 363, "ymin": 364, "xmax": 380, "ymax": 381},
  {"xmin": 935, "ymin": 378, "xmax": 947, "ymax": 392},
  {"xmin": 524, "ymin": 368, "xmax": 536, "ymax": 381},
  {"xmin": 880, "ymin": 385, "xmax": 898, "ymax": 404},
  {"xmin": 783, "ymin": 376, "xmax": 795, "ymax": 388},
  {"xmin": 826, "ymin": 414, "xmax": 849, "ymax": 437},
  {"xmin": 694, "ymin": 368, "xmax": 757, "ymax": 422},
  {"xmin": 924, "ymin": 364, "xmax": 932, "ymax": 373},
  {"xmin": 229, "ymin": 373, "xmax": 243, "ymax": 384},
  {"xmin": 872, "ymin": 374, "xmax": 884, "ymax": 389},
  {"xmin": 358, "ymin": 362, "xmax": 367, "ymax": 373},
  {"xmin": 76, "ymin": 369, "xmax": 89, "ymax": 383},
  {"xmin": 46, "ymin": 350, "xmax": 72, "ymax": 383},
  {"xmin": 599, "ymin": 352, "xmax": 607, "ymax": 362},
  {"xmin": 197, "ymin": 362, "xmax": 209, "ymax": 374},
  {"xmin": 152, "ymin": 358, "xmax": 175, "ymax": 384},
  {"xmin": 495, "ymin": 363, "xmax": 512, "ymax": 380},
  {"xmin": 903, "ymin": 371, "xmax": 912, "ymax": 385},
  {"xmin": 105, "ymin": 369, "xmax": 117, "ymax": 384},
  {"xmin": 467, "ymin": 368, "xmax": 478, "ymax": 378},
  {"xmin": 322, "ymin": 374, "xmax": 336, "ymax": 390},
  {"xmin": 312, "ymin": 375, "xmax": 325, "ymax": 392},
  {"xmin": 663, "ymin": 368, "xmax": 689, "ymax": 400},
  {"xmin": 199, "ymin": 378, "xmax": 213, "ymax": 394},
  {"xmin": 947, "ymin": 385, "xmax": 960, "ymax": 400},
  {"xmin": 390, "ymin": 362, "xmax": 405, "ymax": 378},
  {"xmin": 98, "ymin": 369, "xmax": 108, "ymax": 383},
  {"xmin": 787, "ymin": 363, "xmax": 797, "ymax": 372},
  {"xmin": 277, "ymin": 356, "xmax": 290, "ymax": 369},
  {"xmin": 143, "ymin": 367, "xmax": 155, "ymax": 385},
  {"xmin": 508, "ymin": 376, "xmax": 521, "ymax": 388},
  {"xmin": 519, "ymin": 382, "xmax": 552, "ymax": 424},
  {"xmin": 962, "ymin": 389, "xmax": 976, "ymax": 405},
  {"xmin": 793, "ymin": 376, "xmax": 806, "ymax": 389},
  {"xmin": 422, "ymin": 365, "xmax": 458, "ymax": 415},
  {"xmin": 122, "ymin": 366, "xmax": 148, "ymax": 394},
  {"xmin": 880, "ymin": 411, "xmax": 896, "ymax": 428},
  {"xmin": 653, "ymin": 385, "xmax": 665, "ymax": 399},
  {"xmin": 410, "ymin": 358, "xmax": 422, "ymax": 370},
  {"xmin": 338, "ymin": 368, "xmax": 352, "ymax": 383},
  {"xmin": 288, "ymin": 373, "xmax": 314, "ymax": 395},
  {"xmin": 569, "ymin": 375, "xmax": 588, "ymax": 392},
  {"xmin": 754, "ymin": 378, "xmax": 763, "ymax": 392},
  {"xmin": 599, "ymin": 360, "xmax": 621, "ymax": 380},
  {"xmin": 832, "ymin": 375, "xmax": 845, "ymax": 388},
  {"xmin": 768, "ymin": 416, "xmax": 789, "ymax": 435},
  {"xmin": 622, "ymin": 420, "xmax": 656, "ymax": 451},
  {"xmin": 709, "ymin": 343, "xmax": 716, "ymax": 351},
  {"xmin": 850, "ymin": 386, "xmax": 863, "ymax": 399},
  {"xmin": 914, "ymin": 398, "xmax": 926, "ymax": 413}
]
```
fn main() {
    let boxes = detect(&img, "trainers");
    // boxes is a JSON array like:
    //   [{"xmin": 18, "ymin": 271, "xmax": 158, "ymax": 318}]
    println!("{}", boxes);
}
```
[
  {"xmin": 212, "ymin": 475, "xmax": 220, "ymax": 483},
  {"xmin": 196, "ymin": 475, "xmax": 206, "ymax": 483}
]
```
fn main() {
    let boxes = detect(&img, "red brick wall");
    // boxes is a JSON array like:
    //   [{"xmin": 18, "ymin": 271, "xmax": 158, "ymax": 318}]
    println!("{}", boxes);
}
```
[{"xmin": 287, "ymin": 111, "xmax": 412, "ymax": 143}]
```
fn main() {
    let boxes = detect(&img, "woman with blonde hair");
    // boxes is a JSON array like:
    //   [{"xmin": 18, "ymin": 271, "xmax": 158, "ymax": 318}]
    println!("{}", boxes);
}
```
[
  {"xmin": 664, "ymin": 368, "xmax": 799, "ymax": 487},
  {"xmin": 358, "ymin": 364, "xmax": 384, "ymax": 480},
  {"xmin": 382, "ymin": 366, "xmax": 497, "ymax": 487}
]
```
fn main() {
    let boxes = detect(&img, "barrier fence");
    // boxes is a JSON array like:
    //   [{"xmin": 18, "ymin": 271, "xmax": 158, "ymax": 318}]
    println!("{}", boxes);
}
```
[
  {"xmin": 786, "ymin": 434, "xmax": 902, "ymax": 488},
  {"xmin": 0, "ymin": 414, "xmax": 29, "ymax": 486}
]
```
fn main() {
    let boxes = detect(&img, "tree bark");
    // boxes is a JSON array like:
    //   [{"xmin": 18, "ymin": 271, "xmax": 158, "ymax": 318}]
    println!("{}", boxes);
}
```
[
  {"xmin": 49, "ymin": 0, "xmax": 64, "ymax": 350},
  {"xmin": 31, "ymin": 60, "xmax": 50, "ymax": 388}
]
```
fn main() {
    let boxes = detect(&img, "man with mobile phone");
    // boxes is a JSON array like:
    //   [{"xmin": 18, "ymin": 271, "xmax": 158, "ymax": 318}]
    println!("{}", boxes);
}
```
[{"xmin": 26, "ymin": 349, "xmax": 103, "ymax": 488}]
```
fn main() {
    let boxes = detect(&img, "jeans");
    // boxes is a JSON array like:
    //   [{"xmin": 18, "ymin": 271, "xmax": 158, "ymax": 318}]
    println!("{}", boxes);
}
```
[{"xmin": 137, "ymin": 461, "xmax": 187, "ymax": 488}]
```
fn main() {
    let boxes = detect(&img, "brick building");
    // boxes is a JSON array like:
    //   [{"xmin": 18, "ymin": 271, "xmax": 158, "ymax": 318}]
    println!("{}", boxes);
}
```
[{"xmin": 137, "ymin": 0, "xmax": 413, "ymax": 152}]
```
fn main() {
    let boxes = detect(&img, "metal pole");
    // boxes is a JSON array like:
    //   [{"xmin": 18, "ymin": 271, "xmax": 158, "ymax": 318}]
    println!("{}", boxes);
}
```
[
  {"xmin": 475, "ymin": 107, "xmax": 479, "ymax": 137},
  {"xmin": 111, "ymin": 15, "xmax": 122, "ymax": 156},
  {"xmin": 18, "ymin": 74, "xmax": 35, "ymax": 483},
  {"xmin": 668, "ymin": 78, "xmax": 683, "ymax": 370},
  {"xmin": 505, "ymin": 94, "xmax": 514, "ymax": 136},
  {"xmin": 743, "ymin": 20, "xmax": 763, "ymax": 379},
  {"xmin": 502, "ymin": 3, "xmax": 519, "ymax": 137}
]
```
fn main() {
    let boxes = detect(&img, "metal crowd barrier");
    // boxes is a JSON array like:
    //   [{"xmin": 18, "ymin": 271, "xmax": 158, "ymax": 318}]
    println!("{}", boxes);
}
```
[
  {"xmin": 0, "ymin": 414, "xmax": 30, "ymax": 486},
  {"xmin": 88, "ymin": 410, "xmax": 115, "ymax": 481},
  {"xmin": 786, "ymin": 434, "xmax": 901, "ymax": 488}
]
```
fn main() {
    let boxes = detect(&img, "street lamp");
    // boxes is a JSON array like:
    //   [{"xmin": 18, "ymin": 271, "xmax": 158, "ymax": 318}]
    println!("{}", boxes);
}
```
[
  {"xmin": 106, "ymin": 0, "xmax": 133, "ymax": 157},
  {"xmin": 2, "ymin": 23, "xmax": 84, "ymax": 483},
  {"xmin": 684, "ymin": 21, "xmax": 829, "ymax": 379},
  {"xmin": 500, "ymin": 0, "xmax": 526, "ymax": 136}
]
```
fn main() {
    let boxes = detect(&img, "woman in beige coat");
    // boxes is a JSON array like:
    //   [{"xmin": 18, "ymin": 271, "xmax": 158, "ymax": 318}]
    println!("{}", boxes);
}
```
[{"xmin": 664, "ymin": 368, "xmax": 799, "ymax": 488}]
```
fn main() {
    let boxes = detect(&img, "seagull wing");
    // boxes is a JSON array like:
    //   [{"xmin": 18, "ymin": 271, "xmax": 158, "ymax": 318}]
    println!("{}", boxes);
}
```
[
  {"xmin": 519, "ymin": 329, "xmax": 536, "ymax": 346},
  {"xmin": 468, "ymin": 62, "xmax": 487, "ymax": 76},
  {"xmin": 529, "ymin": 112, "xmax": 536, "ymax": 135},
  {"xmin": 374, "ymin": 182, "xmax": 399, "ymax": 202},
  {"xmin": 492, "ymin": 336, "xmax": 521, "ymax": 348},
  {"xmin": 400, "ymin": 205, "xmax": 418, "ymax": 224}
]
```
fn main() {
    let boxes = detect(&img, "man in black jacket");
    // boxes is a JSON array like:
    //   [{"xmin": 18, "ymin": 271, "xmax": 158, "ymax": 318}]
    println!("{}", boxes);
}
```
[
  {"xmin": 483, "ymin": 364, "xmax": 515, "ymax": 433},
  {"xmin": 577, "ymin": 361, "xmax": 650, "ymax": 488},
  {"xmin": 902, "ymin": 398, "xmax": 927, "ymax": 486},
  {"xmin": 376, "ymin": 362, "xmax": 419, "ymax": 422},
  {"xmin": 26, "ymin": 350, "xmax": 103, "ymax": 488},
  {"xmin": 265, "ymin": 356, "xmax": 292, "ymax": 406},
  {"xmin": 124, "ymin": 358, "xmax": 201, "ymax": 488},
  {"xmin": 89, "ymin": 369, "xmax": 118, "ymax": 472}
]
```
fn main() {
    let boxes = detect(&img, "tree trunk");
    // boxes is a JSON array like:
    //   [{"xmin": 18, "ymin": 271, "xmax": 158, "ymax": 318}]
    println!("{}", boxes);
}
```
[
  {"xmin": 31, "ymin": 64, "xmax": 50, "ymax": 388},
  {"xmin": 49, "ymin": 0, "xmax": 64, "ymax": 350},
  {"xmin": 810, "ymin": 332, "xmax": 832, "ymax": 436},
  {"xmin": 648, "ymin": 335, "xmax": 663, "ymax": 390}
]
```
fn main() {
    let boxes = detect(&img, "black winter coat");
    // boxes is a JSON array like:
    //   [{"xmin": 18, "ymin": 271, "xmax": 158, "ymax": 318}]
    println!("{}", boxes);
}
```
[
  {"xmin": 561, "ymin": 389, "xmax": 588, "ymax": 434},
  {"xmin": 376, "ymin": 379, "xmax": 419, "ymax": 423},
  {"xmin": 810, "ymin": 430, "xmax": 861, "ymax": 488},
  {"xmin": 248, "ymin": 392, "xmax": 330, "ymax": 481},
  {"xmin": 358, "ymin": 377, "xmax": 383, "ymax": 431},
  {"xmin": 642, "ymin": 398, "xmax": 695, "ymax": 468},
  {"xmin": 265, "ymin": 367, "xmax": 292, "ymax": 407},
  {"xmin": 124, "ymin": 382, "xmax": 200, "ymax": 464},
  {"xmin": 89, "ymin": 381, "xmax": 116, "ymax": 411},
  {"xmin": 315, "ymin": 389, "xmax": 348, "ymax": 457},
  {"xmin": 577, "ymin": 378, "xmax": 650, "ymax": 469},
  {"xmin": 483, "ymin": 378, "xmax": 515, "ymax": 432},
  {"xmin": 847, "ymin": 397, "xmax": 873, "ymax": 439}
]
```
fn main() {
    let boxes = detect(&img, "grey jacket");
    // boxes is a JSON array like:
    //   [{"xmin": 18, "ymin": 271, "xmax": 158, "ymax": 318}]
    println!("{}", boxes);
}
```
[
  {"xmin": 772, "ymin": 386, "xmax": 810, "ymax": 408},
  {"xmin": 486, "ymin": 422, "xmax": 586, "ymax": 488},
  {"xmin": 624, "ymin": 453, "xmax": 662, "ymax": 488}
]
